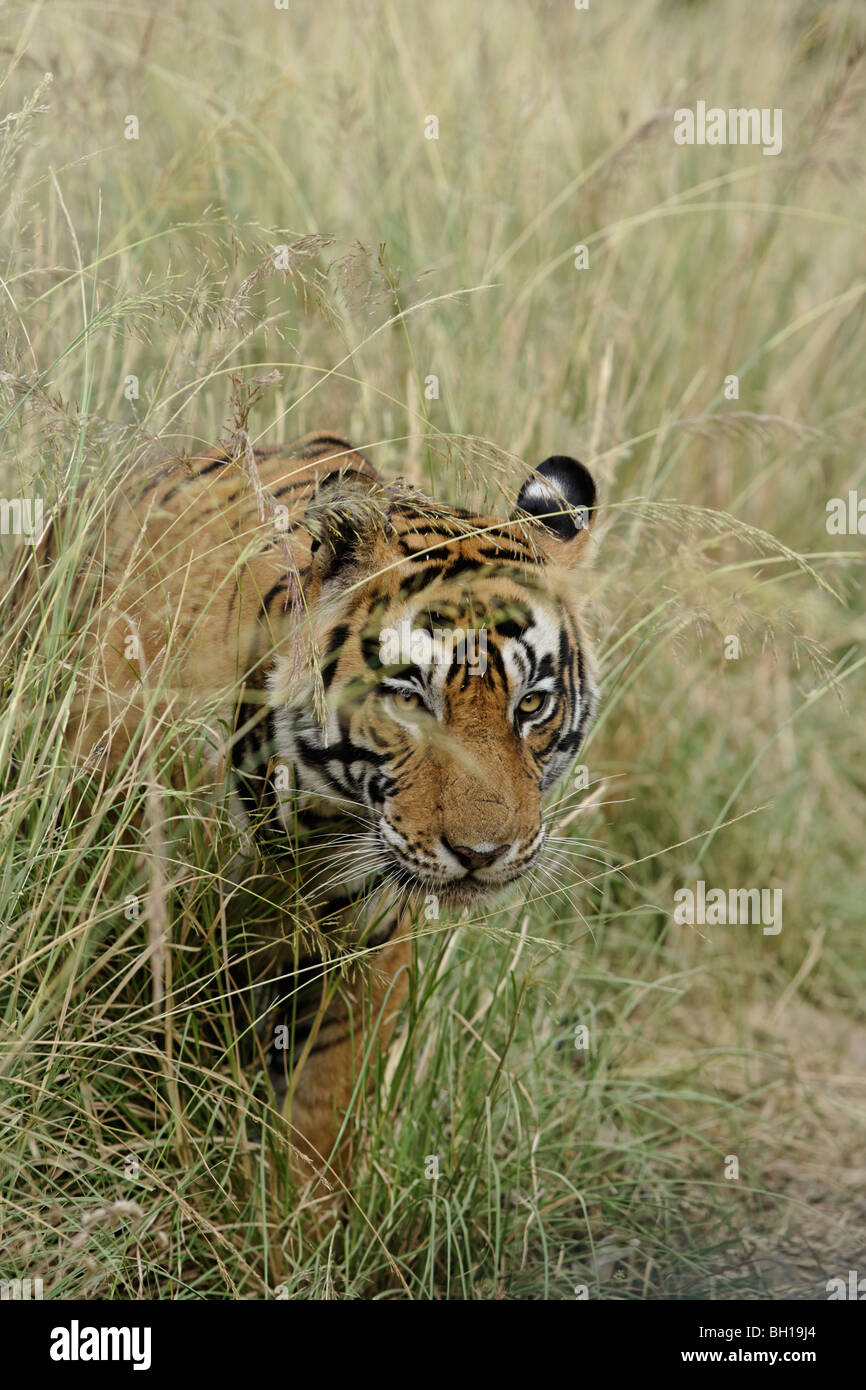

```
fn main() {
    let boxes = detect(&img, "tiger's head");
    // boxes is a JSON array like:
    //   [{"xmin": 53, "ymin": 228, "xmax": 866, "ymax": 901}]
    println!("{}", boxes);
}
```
[{"xmin": 272, "ymin": 455, "xmax": 600, "ymax": 904}]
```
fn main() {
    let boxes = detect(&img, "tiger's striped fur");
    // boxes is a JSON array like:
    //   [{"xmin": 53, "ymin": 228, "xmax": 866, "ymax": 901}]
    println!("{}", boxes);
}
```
[{"xmin": 28, "ymin": 430, "xmax": 601, "ymax": 1193}]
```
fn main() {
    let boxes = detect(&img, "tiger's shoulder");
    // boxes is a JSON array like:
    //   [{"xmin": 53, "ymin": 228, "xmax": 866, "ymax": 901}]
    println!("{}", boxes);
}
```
[
  {"xmin": 135, "ymin": 430, "xmax": 376, "ymax": 519},
  {"xmin": 99, "ymin": 429, "xmax": 379, "ymax": 654},
  {"xmin": 43, "ymin": 431, "xmax": 378, "ymax": 763}
]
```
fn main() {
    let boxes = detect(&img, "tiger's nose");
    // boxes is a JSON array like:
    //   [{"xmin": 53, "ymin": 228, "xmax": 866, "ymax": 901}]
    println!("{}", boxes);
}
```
[{"xmin": 443, "ymin": 839, "xmax": 510, "ymax": 871}]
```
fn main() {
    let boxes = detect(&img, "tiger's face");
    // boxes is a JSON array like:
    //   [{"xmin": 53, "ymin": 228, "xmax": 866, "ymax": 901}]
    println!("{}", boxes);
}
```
[
  {"xmin": 272, "ymin": 456, "xmax": 599, "ymax": 904},
  {"xmin": 366, "ymin": 580, "xmax": 596, "ymax": 902}
]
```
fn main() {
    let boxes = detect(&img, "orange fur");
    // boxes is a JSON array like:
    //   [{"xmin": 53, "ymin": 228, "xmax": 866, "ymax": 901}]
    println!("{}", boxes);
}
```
[{"xmin": 24, "ymin": 431, "xmax": 600, "ymax": 1190}]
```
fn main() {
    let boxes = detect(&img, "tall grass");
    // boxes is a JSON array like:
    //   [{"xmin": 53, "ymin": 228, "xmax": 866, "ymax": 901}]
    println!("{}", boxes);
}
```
[{"xmin": 1, "ymin": 0, "xmax": 864, "ymax": 1299}]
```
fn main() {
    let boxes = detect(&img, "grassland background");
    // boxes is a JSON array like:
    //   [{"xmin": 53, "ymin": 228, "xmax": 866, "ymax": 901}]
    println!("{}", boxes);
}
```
[{"xmin": 0, "ymin": 0, "xmax": 864, "ymax": 1299}]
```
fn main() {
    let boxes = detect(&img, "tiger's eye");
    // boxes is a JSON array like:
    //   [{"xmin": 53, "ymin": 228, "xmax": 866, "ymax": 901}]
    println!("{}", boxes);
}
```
[
  {"xmin": 394, "ymin": 689, "xmax": 421, "ymax": 711},
  {"xmin": 518, "ymin": 691, "xmax": 545, "ymax": 715}
]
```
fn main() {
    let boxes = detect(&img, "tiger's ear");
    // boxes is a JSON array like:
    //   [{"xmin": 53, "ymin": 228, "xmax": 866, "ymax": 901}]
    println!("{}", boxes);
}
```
[{"xmin": 511, "ymin": 455, "xmax": 597, "ymax": 563}]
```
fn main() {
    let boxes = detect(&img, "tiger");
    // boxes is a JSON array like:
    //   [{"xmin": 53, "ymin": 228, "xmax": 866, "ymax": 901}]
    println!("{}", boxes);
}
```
[{"xmin": 21, "ymin": 430, "xmax": 601, "ymax": 1194}]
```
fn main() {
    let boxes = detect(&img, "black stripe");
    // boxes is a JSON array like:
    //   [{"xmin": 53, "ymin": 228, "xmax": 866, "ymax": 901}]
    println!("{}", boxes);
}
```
[
  {"xmin": 572, "ymin": 643, "xmax": 592, "ymax": 751},
  {"xmin": 262, "ymin": 576, "xmax": 290, "ymax": 617},
  {"xmin": 307, "ymin": 1027, "xmax": 352, "ymax": 1056},
  {"xmin": 322, "ymin": 624, "xmax": 350, "ymax": 689},
  {"xmin": 297, "ymin": 434, "xmax": 354, "ymax": 458},
  {"xmin": 141, "ymin": 453, "xmax": 230, "ymax": 503},
  {"xmin": 271, "ymin": 479, "xmax": 312, "ymax": 499}
]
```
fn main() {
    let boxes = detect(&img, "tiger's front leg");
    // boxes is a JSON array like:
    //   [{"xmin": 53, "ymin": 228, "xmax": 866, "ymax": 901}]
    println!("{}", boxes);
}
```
[{"xmin": 269, "ymin": 901, "xmax": 415, "ymax": 1196}]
